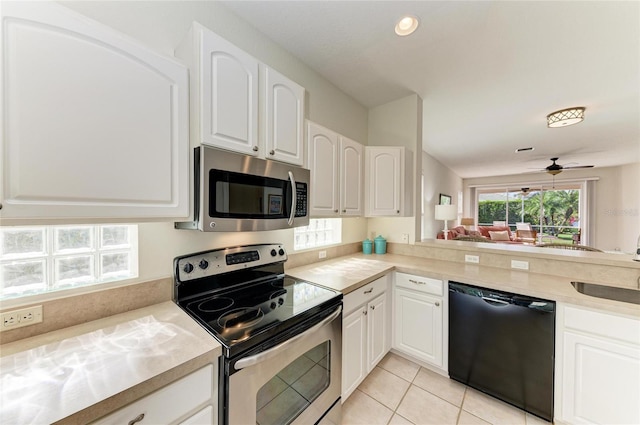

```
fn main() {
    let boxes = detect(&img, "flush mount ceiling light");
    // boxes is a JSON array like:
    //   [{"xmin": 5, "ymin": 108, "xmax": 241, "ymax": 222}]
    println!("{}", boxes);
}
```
[
  {"xmin": 395, "ymin": 16, "xmax": 419, "ymax": 36},
  {"xmin": 546, "ymin": 107, "xmax": 585, "ymax": 128}
]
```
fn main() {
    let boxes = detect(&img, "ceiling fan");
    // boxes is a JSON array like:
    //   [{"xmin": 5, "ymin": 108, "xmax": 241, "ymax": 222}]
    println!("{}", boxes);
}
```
[{"xmin": 542, "ymin": 157, "xmax": 594, "ymax": 175}]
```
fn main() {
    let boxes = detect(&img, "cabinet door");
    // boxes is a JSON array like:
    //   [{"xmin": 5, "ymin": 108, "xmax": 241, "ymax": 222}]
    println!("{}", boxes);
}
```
[
  {"xmin": 560, "ymin": 331, "xmax": 640, "ymax": 424},
  {"xmin": 394, "ymin": 288, "xmax": 443, "ymax": 368},
  {"xmin": 342, "ymin": 307, "xmax": 367, "ymax": 400},
  {"xmin": 308, "ymin": 122, "xmax": 340, "ymax": 217},
  {"xmin": 199, "ymin": 25, "xmax": 259, "ymax": 156},
  {"xmin": 0, "ymin": 1, "xmax": 189, "ymax": 220},
  {"xmin": 365, "ymin": 147, "xmax": 402, "ymax": 216},
  {"xmin": 180, "ymin": 406, "xmax": 214, "ymax": 425},
  {"xmin": 367, "ymin": 293, "xmax": 388, "ymax": 371},
  {"xmin": 264, "ymin": 66, "xmax": 305, "ymax": 165},
  {"xmin": 340, "ymin": 137, "xmax": 364, "ymax": 216}
]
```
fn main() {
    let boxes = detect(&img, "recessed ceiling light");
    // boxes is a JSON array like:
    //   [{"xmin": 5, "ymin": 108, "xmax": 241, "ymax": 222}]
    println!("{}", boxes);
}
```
[{"xmin": 395, "ymin": 16, "xmax": 419, "ymax": 36}]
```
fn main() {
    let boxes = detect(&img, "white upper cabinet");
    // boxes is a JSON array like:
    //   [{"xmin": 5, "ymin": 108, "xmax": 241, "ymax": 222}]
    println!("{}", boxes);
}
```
[
  {"xmin": 365, "ymin": 146, "xmax": 413, "ymax": 216},
  {"xmin": 307, "ymin": 121, "xmax": 363, "ymax": 217},
  {"xmin": 0, "ymin": 2, "xmax": 189, "ymax": 220},
  {"xmin": 340, "ymin": 136, "xmax": 364, "ymax": 216},
  {"xmin": 176, "ymin": 23, "xmax": 305, "ymax": 166},
  {"xmin": 263, "ymin": 65, "xmax": 305, "ymax": 165},
  {"xmin": 176, "ymin": 22, "xmax": 259, "ymax": 156}
]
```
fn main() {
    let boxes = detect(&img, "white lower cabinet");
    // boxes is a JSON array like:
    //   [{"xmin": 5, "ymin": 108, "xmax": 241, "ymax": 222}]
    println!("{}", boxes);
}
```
[
  {"xmin": 556, "ymin": 304, "xmax": 640, "ymax": 425},
  {"xmin": 342, "ymin": 275, "xmax": 390, "ymax": 401},
  {"xmin": 92, "ymin": 364, "xmax": 217, "ymax": 425},
  {"xmin": 393, "ymin": 273, "xmax": 445, "ymax": 371}
]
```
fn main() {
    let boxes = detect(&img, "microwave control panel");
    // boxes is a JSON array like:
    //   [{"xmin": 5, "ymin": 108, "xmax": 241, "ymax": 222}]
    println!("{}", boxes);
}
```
[{"xmin": 295, "ymin": 182, "xmax": 307, "ymax": 217}]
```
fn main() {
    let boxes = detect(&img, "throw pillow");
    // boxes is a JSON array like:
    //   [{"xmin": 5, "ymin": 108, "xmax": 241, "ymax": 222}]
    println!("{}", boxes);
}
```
[{"xmin": 489, "ymin": 230, "xmax": 510, "ymax": 241}]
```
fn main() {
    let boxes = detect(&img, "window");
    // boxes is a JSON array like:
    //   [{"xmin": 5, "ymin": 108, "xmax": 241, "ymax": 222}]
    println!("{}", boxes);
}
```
[
  {"xmin": 476, "ymin": 183, "xmax": 584, "ymax": 244},
  {"xmin": 294, "ymin": 219, "xmax": 342, "ymax": 250},
  {"xmin": 0, "ymin": 225, "xmax": 138, "ymax": 300}
]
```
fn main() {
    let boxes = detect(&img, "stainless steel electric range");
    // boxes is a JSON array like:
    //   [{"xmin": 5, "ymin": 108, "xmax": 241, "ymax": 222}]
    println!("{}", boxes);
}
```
[{"xmin": 174, "ymin": 244, "xmax": 343, "ymax": 425}]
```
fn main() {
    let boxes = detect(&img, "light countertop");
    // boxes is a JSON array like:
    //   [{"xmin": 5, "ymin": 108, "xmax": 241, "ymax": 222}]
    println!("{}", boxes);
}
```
[
  {"xmin": 0, "ymin": 302, "xmax": 220, "ymax": 425},
  {"xmin": 287, "ymin": 253, "xmax": 640, "ymax": 318}
]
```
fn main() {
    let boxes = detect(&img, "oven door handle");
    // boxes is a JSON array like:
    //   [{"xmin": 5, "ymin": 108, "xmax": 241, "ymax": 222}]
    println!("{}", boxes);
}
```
[
  {"xmin": 235, "ymin": 305, "xmax": 342, "ymax": 370},
  {"xmin": 287, "ymin": 171, "xmax": 296, "ymax": 226}
]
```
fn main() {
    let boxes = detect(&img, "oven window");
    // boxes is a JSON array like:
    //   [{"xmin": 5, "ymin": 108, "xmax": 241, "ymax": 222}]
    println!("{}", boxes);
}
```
[{"xmin": 256, "ymin": 341, "xmax": 330, "ymax": 425}]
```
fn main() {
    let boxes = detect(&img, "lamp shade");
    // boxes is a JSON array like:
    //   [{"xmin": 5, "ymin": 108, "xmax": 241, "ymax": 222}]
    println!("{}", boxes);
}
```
[
  {"xmin": 460, "ymin": 217, "xmax": 475, "ymax": 226},
  {"xmin": 435, "ymin": 204, "xmax": 457, "ymax": 221}
]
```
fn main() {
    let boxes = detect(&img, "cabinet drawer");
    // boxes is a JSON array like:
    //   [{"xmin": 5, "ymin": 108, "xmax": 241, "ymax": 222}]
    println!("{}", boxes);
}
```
[
  {"xmin": 395, "ymin": 272, "xmax": 443, "ymax": 296},
  {"xmin": 564, "ymin": 305, "xmax": 640, "ymax": 346},
  {"xmin": 343, "ymin": 275, "xmax": 389, "ymax": 314},
  {"xmin": 92, "ymin": 365, "xmax": 213, "ymax": 425}
]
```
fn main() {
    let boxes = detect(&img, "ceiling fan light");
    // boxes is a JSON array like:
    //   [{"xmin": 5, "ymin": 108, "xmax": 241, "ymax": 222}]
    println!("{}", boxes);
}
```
[
  {"xmin": 395, "ymin": 16, "xmax": 419, "ymax": 36},
  {"xmin": 547, "ymin": 169, "xmax": 562, "ymax": 176},
  {"xmin": 547, "ymin": 107, "xmax": 585, "ymax": 128}
]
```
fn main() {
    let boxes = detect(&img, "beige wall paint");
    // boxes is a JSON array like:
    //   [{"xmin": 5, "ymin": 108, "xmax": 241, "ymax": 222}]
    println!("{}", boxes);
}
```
[
  {"xmin": 422, "ymin": 151, "xmax": 464, "ymax": 239},
  {"xmin": 463, "ymin": 163, "xmax": 640, "ymax": 253},
  {"xmin": 366, "ymin": 94, "xmax": 423, "ymax": 244}
]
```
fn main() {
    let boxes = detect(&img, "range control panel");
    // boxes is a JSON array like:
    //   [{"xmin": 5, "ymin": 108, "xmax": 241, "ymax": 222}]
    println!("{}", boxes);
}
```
[{"xmin": 175, "ymin": 243, "xmax": 287, "ymax": 282}]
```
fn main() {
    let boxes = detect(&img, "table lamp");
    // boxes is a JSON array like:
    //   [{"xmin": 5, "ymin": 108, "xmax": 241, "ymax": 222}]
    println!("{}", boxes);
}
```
[{"xmin": 435, "ymin": 204, "xmax": 457, "ymax": 240}]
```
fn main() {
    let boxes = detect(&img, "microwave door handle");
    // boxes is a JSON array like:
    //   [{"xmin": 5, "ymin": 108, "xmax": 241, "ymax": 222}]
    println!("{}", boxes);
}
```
[
  {"xmin": 287, "ymin": 171, "xmax": 296, "ymax": 226},
  {"xmin": 234, "ymin": 305, "xmax": 342, "ymax": 370}
]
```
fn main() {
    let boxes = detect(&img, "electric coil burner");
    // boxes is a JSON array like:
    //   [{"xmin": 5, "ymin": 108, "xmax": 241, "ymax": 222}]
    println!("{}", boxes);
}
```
[{"xmin": 174, "ymin": 244, "xmax": 343, "ymax": 425}]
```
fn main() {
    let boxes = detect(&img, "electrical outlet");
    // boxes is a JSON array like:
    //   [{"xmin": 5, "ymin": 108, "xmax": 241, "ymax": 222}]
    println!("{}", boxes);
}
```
[
  {"xmin": 402, "ymin": 234, "xmax": 409, "ymax": 244},
  {"xmin": 1, "ymin": 305, "xmax": 43, "ymax": 331},
  {"xmin": 318, "ymin": 250, "xmax": 327, "ymax": 259},
  {"xmin": 465, "ymin": 255, "xmax": 480, "ymax": 264},
  {"xmin": 511, "ymin": 260, "xmax": 529, "ymax": 270}
]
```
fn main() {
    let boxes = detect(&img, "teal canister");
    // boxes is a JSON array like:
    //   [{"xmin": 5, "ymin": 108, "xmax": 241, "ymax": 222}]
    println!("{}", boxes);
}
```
[
  {"xmin": 374, "ymin": 235, "xmax": 387, "ymax": 254},
  {"xmin": 362, "ymin": 239, "xmax": 373, "ymax": 254}
]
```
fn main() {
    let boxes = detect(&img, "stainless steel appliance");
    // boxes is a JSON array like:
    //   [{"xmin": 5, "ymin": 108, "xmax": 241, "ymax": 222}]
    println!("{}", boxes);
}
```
[
  {"xmin": 448, "ymin": 281, "xmax": 555, "ymax": 422},
  {"xmin": 174, "ymin": 244, "xmax": 342, "ymax": 425},
  {"xmin": 175, "ymin": 146, "xmax": 309, "ymax": 232}
]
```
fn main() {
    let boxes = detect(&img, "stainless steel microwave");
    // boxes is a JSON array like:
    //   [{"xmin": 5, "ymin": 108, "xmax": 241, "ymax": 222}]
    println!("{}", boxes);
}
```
[{"xmin": 175, "ymin": 146, "xmax": 309, "ymax": 232}]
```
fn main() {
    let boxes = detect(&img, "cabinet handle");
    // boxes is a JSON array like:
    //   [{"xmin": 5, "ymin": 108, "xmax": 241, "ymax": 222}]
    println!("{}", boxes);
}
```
[
  {"xmin": 435, "ymin": 302, "xmax": 440, "ymax": 307},
  {"xmin": 409, "ymin": 279, "xmax": 426, "ymax": 285},
  {"xmin": 252, "ymin": 146, "xmax": 258, "ymax": 152},
  {"xmin": 370, "ymin": 305, "xmax": 375, "ymax": 310},
  {"xmin": 269, "ymin": 150, "xmax": 275, "ymax": 155},
  {"xmin": 128, "ymin": 413, "xmax": 145, "ymax": 425},
  {"xmin": 363, "ymin": 288, "xmax": 373, "ymax": 294}
]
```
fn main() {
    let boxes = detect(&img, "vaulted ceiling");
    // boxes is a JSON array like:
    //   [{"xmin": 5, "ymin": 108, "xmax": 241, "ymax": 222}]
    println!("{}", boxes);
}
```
[{"xmin": 221, "ymin": 1, "xmax": 639, "ymax": 178}]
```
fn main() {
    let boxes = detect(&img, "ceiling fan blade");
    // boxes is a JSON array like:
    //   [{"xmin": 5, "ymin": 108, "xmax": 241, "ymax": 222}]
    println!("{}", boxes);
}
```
[{"xmin": 563, "ymin": 165, "xmax": 594, "ymax": 169}]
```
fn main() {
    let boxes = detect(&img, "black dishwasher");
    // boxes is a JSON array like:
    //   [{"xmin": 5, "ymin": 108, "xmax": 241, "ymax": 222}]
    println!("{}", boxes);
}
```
[{"xmin": 448, "ymin": 281, "xmax": 555, "ymax": 422}]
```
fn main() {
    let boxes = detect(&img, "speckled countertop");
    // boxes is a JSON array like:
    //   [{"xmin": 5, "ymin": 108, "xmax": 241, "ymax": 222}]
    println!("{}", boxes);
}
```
[
  {"xmin": 0, "ymin": 302, "xmax": 220, "ymax": 425},
  {"xmin": 286, "ymin": 253, "xmax": 640, "ymax": 318}
]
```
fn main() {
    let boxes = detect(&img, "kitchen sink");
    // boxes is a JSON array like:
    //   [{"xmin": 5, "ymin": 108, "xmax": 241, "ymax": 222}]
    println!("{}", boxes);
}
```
[{"xmin": 571, "ymin": 281, "xmax": 640, "ymax": 305}]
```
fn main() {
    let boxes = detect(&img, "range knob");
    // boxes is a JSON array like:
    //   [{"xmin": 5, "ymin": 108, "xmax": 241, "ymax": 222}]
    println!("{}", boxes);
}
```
[
  {"xmin": 199, "ymin": 259, "xmax": 209, "ymax": 270},
  {"xmin": 278, "ymin": 248, "xmax": 285, "ymax": 256},
  {"xmin": 183, "ymin": 262, "xmax": 194, "ymax": 274},
  {"xmin": 270, "ymin": 302, "xmax": 277, "ymax": 310},
  {"xmin": 270, "ymin": 249, "xmax": 277, "ymax": 257},
  {"xmin": 278, "ymin": 298, "xmax": 284, "ymax": 306}
]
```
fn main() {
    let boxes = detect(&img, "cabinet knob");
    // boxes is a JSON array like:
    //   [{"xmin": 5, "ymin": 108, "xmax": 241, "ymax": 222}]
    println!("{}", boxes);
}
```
[
  {"xmin": 397, "ymin": 210, "xmax": 400, "ymax": 214},
  {"xmin": 435, "ymin": 302, "xmax": 440, "ymax": 307},
  {"xmin": 334, "ymin": 209, "xmax": 339, "ymax": 213},
  {"xmin": 252, "ymin": 146, "xmax": 258, "ymax": 152},
  {"xmin": 370, "ymin": 305, "xmax": 376, "ymax": 310},
  {"xmin": 342, "ymin": 209, "xmax": 346, "ymax": 213},
  {"xmin": 0, "ymin": 203, "xmax": 2, "ymax": 210},
  {"xmin": 128, "ymin": 413, "xmax": 145, "ymax": 425},
  {"xmin": 363, "ymin": 310, "xmax": 367, "ymax": 316},
  {"xmin": 269, "ymin": 150, "xmax": 275, "ymax": 155}
]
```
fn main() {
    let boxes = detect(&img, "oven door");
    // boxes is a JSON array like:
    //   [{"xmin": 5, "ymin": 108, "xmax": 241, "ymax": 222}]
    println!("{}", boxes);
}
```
[{"xmin": 228, "ymin": 305, "xmax": 342, "ymax": 425}]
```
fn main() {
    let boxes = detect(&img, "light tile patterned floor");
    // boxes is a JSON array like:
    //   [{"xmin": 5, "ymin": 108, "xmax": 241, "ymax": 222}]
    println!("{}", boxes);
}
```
[{"xmin": 342, "ymin": 353, "xmax": 552, "ymax": 425}]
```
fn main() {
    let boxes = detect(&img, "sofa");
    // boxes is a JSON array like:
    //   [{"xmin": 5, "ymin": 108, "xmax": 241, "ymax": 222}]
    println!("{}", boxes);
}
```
[{"xmin": 437, "ymin": 225, "xmax": 525, "ymax": 244}]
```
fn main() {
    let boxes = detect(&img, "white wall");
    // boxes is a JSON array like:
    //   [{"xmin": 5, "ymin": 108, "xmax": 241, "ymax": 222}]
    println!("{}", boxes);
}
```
[
  {"xmin": 51, "ymin": 1, "xmax": 371, "ymax": 281},
  {"xmin": 462, "ymin": 163, "xmax": 640, "ymax": 253},
  {"xmin": 422, "ymin": 151, "xmax": 463, "ymax": 239}
]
